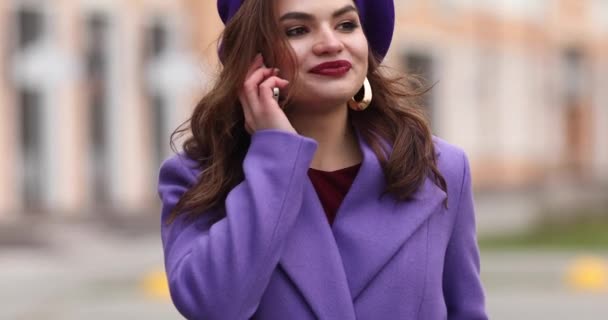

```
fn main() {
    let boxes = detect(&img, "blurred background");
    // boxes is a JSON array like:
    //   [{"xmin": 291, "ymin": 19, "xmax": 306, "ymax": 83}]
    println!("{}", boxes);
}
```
[{"xmin": 0, "ymin": 0, "xmax": 607, "ymax": 319}]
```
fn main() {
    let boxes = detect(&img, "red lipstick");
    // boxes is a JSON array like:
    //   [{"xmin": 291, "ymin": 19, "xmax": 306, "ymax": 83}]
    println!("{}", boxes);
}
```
[{"xmin": 309, "ymin": 60, "xmax": 352, "ymax": 77}]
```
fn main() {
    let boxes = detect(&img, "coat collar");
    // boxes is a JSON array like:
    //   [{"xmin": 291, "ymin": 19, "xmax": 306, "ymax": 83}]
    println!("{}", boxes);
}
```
[
  {"xmin": 279, "ymin": 184, "xmax": 357, "ymax": 319},
  {"xmin": 279, "ymin": 130, "xmax": 446, "ymax": 319}
]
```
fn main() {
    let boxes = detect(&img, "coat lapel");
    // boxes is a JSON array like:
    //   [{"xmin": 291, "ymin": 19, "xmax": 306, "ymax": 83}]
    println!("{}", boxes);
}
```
[
  {"xmin": 331, "ymin": 131, "xmax": 447, "ymax": 301},
  {"xmin": 278, "ymin": 130, "xmax": 446, "ymax": 317},
  {"xmin": 279, "ymin": 183, "xmax": 357, "ymax": 320}
]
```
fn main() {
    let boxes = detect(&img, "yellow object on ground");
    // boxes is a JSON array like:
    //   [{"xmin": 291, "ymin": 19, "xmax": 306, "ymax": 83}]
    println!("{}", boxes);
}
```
[
  {"xmin": 565, "ymin": 256, "xmax": 608, "ymax": 292},
  {"xmin": 142, "ymin": 269, "xmax": 171, "ymax": 300}
]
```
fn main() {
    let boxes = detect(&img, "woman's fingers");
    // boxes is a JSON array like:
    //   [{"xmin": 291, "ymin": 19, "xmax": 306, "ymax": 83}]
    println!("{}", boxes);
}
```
[
  {"xmin": 240, "ymin": 53, "xmax": 265, "ymax": 111},
  {"xmin": 239, "ymin": 55, "xmax": 295, "ymax": 134},
  {"xmin": 258, "ymin": 76, "xmax": 289, "ymax": 110},
  {"xmin": 239, "ymin": 54, "xmax": 265, "ymax": 134},
  {"xmin": 241, "ymin": 73, "xmax": 286, "ymax": 132},
  {"xmin": 243, "ymin": 67, "xmax": 276, "ymax": 112}
]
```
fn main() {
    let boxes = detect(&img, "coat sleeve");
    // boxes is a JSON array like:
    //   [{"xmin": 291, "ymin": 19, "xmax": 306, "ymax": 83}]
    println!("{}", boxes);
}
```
[
  {"xmin": 158, "ymin": 130, "xmax": 317, "ymax": 320},
  {"xmin": 443, "ymin": 152, "xmax": 488, "ymax": 320}
]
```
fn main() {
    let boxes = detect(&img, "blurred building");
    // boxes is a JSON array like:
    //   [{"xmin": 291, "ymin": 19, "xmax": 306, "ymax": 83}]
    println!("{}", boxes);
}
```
[
  {"xmin": 389, "ymin": 0, "xmax": 608, "ymax": 191},
  {"xmin": 0, "ymin": 0, "xmax": 223, "ymax": 219},
  {"xmin": 0, "ymin": 0, "xmax": 606, "ymax": 223}
]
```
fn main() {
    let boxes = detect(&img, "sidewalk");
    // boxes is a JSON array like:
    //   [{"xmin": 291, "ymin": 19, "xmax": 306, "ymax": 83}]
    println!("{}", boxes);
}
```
[
  {"xmin": 481, "ymin": 250, "xmax": 608, "ymax": 319},
  {"xmin": 0, "ymin": 217, "xmax": 180, "ymax": 320}
]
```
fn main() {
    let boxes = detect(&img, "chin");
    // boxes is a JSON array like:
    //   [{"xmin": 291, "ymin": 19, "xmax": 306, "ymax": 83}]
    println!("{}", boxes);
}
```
[
  {"xmin": 291, "ymin": 92, "xmax": 352, "ymax": 111},
  {"xmin": 304, "ymin": 83, "xmax": 359, "ymax": 100},
  {"xmin": 288, "ymin": 75, "xmax": 362, "ymax": 108}
]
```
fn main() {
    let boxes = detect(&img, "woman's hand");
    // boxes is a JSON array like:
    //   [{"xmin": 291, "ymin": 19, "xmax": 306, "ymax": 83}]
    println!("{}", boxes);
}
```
[{"xmin": 239, "ymin": 53, "xmax": 295, "ymax": 135}]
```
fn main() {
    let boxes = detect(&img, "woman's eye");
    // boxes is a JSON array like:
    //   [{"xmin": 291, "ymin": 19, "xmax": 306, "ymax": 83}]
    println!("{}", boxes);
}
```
[
  {"xmin": 337, "ymin": 21, "xmax": 359, "ymax": 31},
  {"xmin": 286, "ymin": 26, "xmax": 308, "ymax": 37}
]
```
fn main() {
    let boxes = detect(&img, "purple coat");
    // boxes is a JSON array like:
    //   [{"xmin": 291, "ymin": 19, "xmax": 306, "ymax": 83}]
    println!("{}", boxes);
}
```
[{"xmin": 158, "ymin": 129, "xmax": 488, "ymax": 320}]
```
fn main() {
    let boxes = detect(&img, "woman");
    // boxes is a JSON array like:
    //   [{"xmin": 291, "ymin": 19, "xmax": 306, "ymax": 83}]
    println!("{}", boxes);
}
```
[{"xmin": 158, "ymin": 0, "xmax": 488, "ymax": 319}]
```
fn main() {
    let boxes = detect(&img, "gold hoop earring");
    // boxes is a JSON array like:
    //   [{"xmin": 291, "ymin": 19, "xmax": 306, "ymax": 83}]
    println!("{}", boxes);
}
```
[{"xmin": 348, "ymin": 77, "xmax": 372, "ymax": 111}]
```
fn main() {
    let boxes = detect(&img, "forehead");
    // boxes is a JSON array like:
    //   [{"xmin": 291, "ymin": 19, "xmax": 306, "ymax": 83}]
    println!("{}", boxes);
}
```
[{"xmin": 276, "ymin": 0, "xmax": 356, "ymax": 15}]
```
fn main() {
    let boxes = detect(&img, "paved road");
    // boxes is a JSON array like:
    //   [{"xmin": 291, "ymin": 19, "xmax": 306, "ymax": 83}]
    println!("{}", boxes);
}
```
[
  {"xmin": 1, "ymin": 220, "xmax": 606, "ymax": 320},
  {"xmin": 481, "ymin": 250, "xmax": 608, "ymax": 319}
]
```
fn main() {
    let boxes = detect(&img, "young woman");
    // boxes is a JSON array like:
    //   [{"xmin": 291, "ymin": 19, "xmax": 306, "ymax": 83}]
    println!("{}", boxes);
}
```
[{"xmin": 158, "ymin": 0, "xmax": 488, "ymax": 319}]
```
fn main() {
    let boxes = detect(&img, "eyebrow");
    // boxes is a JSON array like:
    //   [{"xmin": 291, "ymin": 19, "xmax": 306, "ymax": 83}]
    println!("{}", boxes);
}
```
[{"xmin": 279, "ymin": 5, "xmax": 358, "ymax": 22}]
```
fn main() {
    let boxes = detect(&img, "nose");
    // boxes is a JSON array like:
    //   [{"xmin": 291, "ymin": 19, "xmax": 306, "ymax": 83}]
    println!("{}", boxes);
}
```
[{"xmin": 312, "ymin": 26, "xmax": 344, "ymax": 56}]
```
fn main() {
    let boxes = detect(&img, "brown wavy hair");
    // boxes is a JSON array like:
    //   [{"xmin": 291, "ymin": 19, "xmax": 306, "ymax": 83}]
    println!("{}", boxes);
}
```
[{"xmin": 168, "ymin": 0, "xmax": 447, "ymax": 222}]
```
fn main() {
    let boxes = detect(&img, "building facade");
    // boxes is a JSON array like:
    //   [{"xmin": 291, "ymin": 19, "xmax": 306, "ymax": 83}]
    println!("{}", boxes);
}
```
[
  {"xmin": 0, "ymin": 0, "xmax": 606, "ymax": 223},
  {"xmin": 389, "ymin": 0, "xmax": 608, "ymax": 188},
  {"xmin": 0, "ymin": 0, "xmax": 223, "ymax": 219}
]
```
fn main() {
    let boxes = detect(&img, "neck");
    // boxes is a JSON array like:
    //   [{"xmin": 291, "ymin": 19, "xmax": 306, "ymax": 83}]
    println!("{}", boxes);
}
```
[{"xmin": 287, "ymin": 103, "xmax": 362, "ymax": 171}]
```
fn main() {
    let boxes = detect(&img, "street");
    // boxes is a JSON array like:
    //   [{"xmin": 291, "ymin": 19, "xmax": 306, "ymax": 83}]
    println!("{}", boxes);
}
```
[{"xmin": 1, "ymin": 219, "xmax": 606, "ymax": 320}]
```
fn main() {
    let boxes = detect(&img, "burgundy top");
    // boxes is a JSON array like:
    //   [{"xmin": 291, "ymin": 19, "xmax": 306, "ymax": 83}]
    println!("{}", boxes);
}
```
[{"xmin": 307, "ymin": 163, "xmax": 362, "ymax": 225}]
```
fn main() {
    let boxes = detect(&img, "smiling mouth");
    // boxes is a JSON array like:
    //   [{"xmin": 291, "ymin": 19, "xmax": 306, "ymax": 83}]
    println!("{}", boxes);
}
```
[{"xmin": 309, "ymin": 60, "xmax": 352, "ymax": 77}]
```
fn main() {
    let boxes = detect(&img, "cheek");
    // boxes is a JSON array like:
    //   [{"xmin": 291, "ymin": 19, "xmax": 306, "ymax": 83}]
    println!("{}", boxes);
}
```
[
  {"xmin": 353, "ymin": 40, "xmax": 369, "ymax": 76},
  {"xmin": 277, "ymin": 42, "xmax": 307, "ymax": 80},
  {"xmin": 353, "ymin": 35, "xmax": 369, "ymax": 63},
  {"xmin": 288, "ymin": 42, "xmax": 307, "ymax": 67}
]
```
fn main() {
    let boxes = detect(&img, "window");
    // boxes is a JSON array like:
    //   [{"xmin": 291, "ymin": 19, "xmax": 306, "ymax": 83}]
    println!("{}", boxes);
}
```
[
  {"xmin": 561, "ymin": 47, "xmax": 591, "ymax": 174},
  {"xmin": 151, "ymin": 93, "xmax": 166, "ymax": 170},
  {"xmin": 16, "ymin": 7, "xmax": 43, "ymax": 51},
  {"xmin": 144, "ymin": 19, "xmax": 171, "ymax": 168},
  {"xmin": 404, "ymin": 52, "xmax": 436, "ymax": 128},
  {"xmin": 20, "ymin": 87, "xmax": 43, "ymax": 210},
  {"xmin": 149, "ymin": 20, "xmax": 168, "ymax": 59},
  {"xmin": 85, "ymin": 13, "xmax": 110, "ymax": 203},
  {"xmin": 144, "ymin": 18, "xmax": 170, "ymax": 62},
  {"xmin": 562, "ymin": 47, "xmax": 586, "ymax": 104}
]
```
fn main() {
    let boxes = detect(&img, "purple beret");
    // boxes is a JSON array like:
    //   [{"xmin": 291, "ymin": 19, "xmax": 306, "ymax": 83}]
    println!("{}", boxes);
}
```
[{"xmin": 217, "ymin": 0, "xmax": 395, "ymax": 59}]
